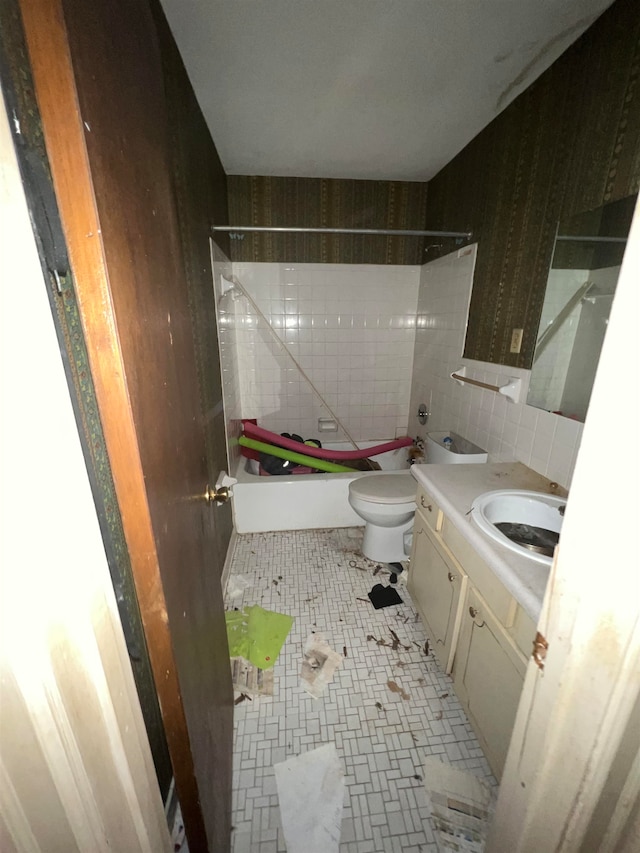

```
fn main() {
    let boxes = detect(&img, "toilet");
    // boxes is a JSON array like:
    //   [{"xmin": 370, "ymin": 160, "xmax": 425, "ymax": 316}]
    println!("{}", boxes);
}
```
[
  {"xmin": 348, "ymin": 471, "xmax": 417, "ymax": 563},
  {"xmin": 348, "ymin": 432, "xmax": 489, "ymax": 563}
]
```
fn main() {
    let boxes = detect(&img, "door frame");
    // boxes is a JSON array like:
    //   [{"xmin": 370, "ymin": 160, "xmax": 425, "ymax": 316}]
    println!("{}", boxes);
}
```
[
  {"xmin": 18, "ymin": 0, "xmax": 209, "ymax": 847},
  {"xmin": 487, "ymin": 198, "xmax": 640, "ymax": 851}
]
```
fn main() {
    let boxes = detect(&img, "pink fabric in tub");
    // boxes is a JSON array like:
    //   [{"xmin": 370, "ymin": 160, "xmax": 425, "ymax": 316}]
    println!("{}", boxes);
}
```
[{"xmin": 243, "ymin": 421, "xmax": 413, "ymax": 460}]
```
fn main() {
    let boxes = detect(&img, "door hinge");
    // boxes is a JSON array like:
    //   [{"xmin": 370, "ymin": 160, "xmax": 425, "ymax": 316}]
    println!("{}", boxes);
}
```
[
  {"xmin": 532, "ymin": 631, "xmax": 549, "ymax": 670},
  {"xmin": 52, "ymin": 269, "xmax": 70, "ymax": 295}
]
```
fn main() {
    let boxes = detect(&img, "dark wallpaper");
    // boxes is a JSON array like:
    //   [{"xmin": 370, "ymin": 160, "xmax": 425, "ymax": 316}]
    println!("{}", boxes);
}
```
[
  {"xmin": 426, "ymin": 0, "xmax": 640, "ymax": 367},
  {"xmin": 227, "ymin": 0, "xmax": 639, "ymax": 368},
  {"xmin": 228, "ymin": 175, "xmax": 430, "ymax": 265}
]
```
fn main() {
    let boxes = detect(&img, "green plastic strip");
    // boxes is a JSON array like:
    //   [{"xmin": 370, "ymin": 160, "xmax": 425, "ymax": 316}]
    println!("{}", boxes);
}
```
[
  {"xmin": 239, "ymin": 435, "xmax": 357, "ymax": 473},
  {"xmin": 225, "ymin": 605, "xmax": 294, "ymax": 670}
]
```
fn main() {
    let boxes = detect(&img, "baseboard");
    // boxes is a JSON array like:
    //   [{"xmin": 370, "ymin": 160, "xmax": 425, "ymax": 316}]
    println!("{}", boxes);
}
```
[
  {"xmin": 221, "ymin": 528, "xmax": 238, "ymax": 597},
  {"xmin": 164, "ymin": 776, "xmax": 177, "ymax": 829}
]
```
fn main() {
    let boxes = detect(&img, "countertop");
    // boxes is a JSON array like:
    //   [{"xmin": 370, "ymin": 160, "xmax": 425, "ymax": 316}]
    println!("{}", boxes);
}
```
[{"xmin": 410, "ymin": 462, "xmax": 568, "ymax": 622}]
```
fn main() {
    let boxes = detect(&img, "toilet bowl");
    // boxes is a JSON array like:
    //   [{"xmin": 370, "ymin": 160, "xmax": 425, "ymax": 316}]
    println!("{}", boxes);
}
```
[{"xmin": 348, "ymin": 471, "xmax": 416, "ymax": 563}]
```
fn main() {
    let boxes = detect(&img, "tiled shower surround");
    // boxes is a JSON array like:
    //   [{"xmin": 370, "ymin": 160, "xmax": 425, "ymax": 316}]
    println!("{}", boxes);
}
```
[
  {"xmin": 215, "ymin": 246, "xmax": 584, "ymax": 489},
  {"xmin": 230, "ymin": 263, "xmax": 420, "ymax": 443},
  {"xmin": 408, "ymin": 245, "xmax": 584, "ymax": 488}
]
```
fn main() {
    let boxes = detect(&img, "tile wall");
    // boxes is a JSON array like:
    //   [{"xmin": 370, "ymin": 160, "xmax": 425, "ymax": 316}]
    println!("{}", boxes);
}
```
[
  {"xmin": 409, "ymin": 245, "xmax": 584, "ymax": 489},
  {"xmin": 211, "ymin": 241, "xmax": 243, "ymax": 470},
  {"xmin": 230, "ymin": 262, "xmax": 421, "ymax": 443}
]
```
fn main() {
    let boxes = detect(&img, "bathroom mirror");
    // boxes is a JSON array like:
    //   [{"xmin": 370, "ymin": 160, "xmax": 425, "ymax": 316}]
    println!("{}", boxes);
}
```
[{"xmin": 526, "ymin": 194, "xmax": 636, "ymax": 422}]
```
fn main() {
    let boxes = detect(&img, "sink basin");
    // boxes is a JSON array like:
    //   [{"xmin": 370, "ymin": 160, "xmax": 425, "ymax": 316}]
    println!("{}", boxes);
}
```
[{"xmin": 471, "ymin": 490, "xmax": 565, "ymax": 565}]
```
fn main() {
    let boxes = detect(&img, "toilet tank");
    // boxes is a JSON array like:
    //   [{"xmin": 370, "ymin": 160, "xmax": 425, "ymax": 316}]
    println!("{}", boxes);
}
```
[{"xmin": 425, "ymin": 431, "xmax": 488, "ymax": 464}]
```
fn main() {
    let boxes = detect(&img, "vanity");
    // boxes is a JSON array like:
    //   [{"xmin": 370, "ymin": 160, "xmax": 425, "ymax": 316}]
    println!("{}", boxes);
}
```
[{"xmin": 408, "ymin": 461, "xmax": 567, "ymax": 779}]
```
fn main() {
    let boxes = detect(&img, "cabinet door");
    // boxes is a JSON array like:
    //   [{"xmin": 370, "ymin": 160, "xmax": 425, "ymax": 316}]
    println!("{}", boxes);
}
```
[
  {"xmin": 453, "ymin": 586, "xmax": 527, "ymax": 779},
  {"xmin": 408, "ymin": 517, "xmax": 465, "ymax": 673}
]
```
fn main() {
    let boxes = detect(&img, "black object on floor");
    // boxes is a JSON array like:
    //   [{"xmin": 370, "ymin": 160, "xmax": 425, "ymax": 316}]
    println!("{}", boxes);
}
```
[
  {"xmin": 368, "ymin": 583, "xmax": 403, "ymax": 609},
  {"xmin": 388, "ymin": 562, "xmax": 404, "ymax": 584}
]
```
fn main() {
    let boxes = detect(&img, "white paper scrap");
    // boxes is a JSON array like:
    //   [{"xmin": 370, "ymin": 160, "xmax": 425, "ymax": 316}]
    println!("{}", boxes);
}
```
[
  {"xmin": 423, "ymin": 758, "xmax": 494, "ymax": 853},
  {"xmin": 300, "ymin": 633, "xmax": 343, "ymax": 699},
  {"xmin": 226, "ymin": 574, "xmax": 253, "ymax": 599},
  {"xmin": 274, "ymin": 743, "xmax": 344, "ymax": 853},
  {"xmin": 230, "ymin": 656, "xmax": 273, "ymax": 697}
]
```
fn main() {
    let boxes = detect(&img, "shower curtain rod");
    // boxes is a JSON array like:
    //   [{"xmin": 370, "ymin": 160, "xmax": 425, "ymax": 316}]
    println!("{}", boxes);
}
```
[
  {"xmin": 555, "ymin": 235, "xmax": 627, "ymax": 243},
  {"xmin": 212, "ymin": 225, "xmax": 472, "ymax": 239}
]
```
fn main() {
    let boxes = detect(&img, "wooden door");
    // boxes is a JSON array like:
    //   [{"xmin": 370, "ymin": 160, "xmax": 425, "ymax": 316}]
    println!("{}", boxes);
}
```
[{"xmin": 19, "ymin": 0, "xmax": 233, "ymax": 850}]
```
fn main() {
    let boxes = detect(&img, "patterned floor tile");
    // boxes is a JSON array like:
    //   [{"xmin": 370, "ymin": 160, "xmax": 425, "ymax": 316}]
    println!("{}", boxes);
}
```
[{"xmin": 226, "ymin": 528, "xmax": 496, "ymax": 852}]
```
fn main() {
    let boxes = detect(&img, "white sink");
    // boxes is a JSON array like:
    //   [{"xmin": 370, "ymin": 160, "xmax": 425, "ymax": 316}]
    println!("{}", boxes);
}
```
[{"xmin": 471, "ymin": 490, "xmax": 566, "ymax": 565}]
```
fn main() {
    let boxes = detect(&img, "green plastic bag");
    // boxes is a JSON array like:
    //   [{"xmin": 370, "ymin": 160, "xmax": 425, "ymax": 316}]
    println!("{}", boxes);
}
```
[{"xmin": 225, "ymin": 605, "xmax": 294, "ymax": 670}]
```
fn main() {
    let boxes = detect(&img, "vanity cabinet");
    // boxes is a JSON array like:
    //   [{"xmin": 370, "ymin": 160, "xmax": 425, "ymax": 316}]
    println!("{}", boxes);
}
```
[
  {"xmin": 452, "ymin": 586, "xmax": 528, "ymax": 775},
  {"xmin": 408, "ymin": 482, "xmax": 535, "ymax": 780},
  {"xmin": 408, "ymin": 507, "xmax": 466, "ymax": 673}
]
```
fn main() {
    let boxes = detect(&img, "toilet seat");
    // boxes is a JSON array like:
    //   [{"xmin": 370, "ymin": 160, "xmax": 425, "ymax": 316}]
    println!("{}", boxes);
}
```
[{"xmin": 349, "ymin": 472, "xmax": 415, "ymax": 505}]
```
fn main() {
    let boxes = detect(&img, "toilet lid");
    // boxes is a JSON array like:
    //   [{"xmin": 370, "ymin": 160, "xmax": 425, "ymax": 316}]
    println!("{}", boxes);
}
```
[{"xmin": 349, "ymin": 473, "xmax": 416, "ymax": 505}]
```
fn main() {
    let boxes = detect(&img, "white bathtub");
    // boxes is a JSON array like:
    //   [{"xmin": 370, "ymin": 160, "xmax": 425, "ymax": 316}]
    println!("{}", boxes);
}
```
[{"xmin": 232, "ymin": 441, "xmax": 411, "ymax": 533}]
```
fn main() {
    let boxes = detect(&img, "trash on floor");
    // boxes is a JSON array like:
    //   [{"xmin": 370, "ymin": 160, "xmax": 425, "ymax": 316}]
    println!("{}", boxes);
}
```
[
  {"xmin": 386, "ymin": 679, "xmax": 411, "ymax": 700},
  {"xmin": 225, "ymin": 605, "xmax": 294, "ymax": 670},
  {"xmin": 300, "ymin": 633, "xmax": 343, "ymax": 699},
  {"xmin": 367, "ymin": 583, "xmax": 403, "ymax": 609},
  {"xmin": 274, "ymin": 743, "xmax": 344, "ymax": 853},
  {"xmin": 366, "ymin": 631, "xmax": 410, "ymax": 651},
  {"xmin": 170, "ymin": 802, "xmax": 188, "ymax": 852},
  {"xmin": 226, "ymin": 574, "xmax": 254, "ymax": 599},
  {"xmin": 422, "ymin": 758, "xmax": 494, "ymax": 853},
  {"xmin": 231, "ymin": 656, "xmax": 274, "ymax": 697}
]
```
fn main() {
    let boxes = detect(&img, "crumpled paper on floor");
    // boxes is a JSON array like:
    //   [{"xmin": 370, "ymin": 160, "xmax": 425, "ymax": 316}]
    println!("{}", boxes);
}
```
[
  {"xmin": 300, "ymin": 633, "xmax": 343, "ymax": 699},
  {"xmin": 231, "ymin": 656, "xmax": 274, "ymax": 697},
  {"xmin": 274, "ymin": 743, "xmax": 344, "ymax": 853},
  {"xmin": 226, "ymin": 574, "xmax": 254, "ymax": 599},
  {"xmin": 423, "ymin": 757, "xmax": 494, "ymax": 852}
]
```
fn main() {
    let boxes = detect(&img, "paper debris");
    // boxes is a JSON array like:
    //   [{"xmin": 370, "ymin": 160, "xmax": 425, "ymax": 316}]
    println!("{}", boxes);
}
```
[
  {"xmin": 386, "ymin": 680, "xmax": 410, "ymax": 700},
  {"xmin": 300, "ymin": 633, "xmax": 343, "ymax": 699},
  {"xmin": 231, "ymin": 656, "xmax": 274, "ymax": 697},
  {"xmin": 423, "ymin": 758, "xmax": 495, "ymax": 853},
  {"xmin": 274, "ymin": 744, "xmax": 344, "ymax": 853},
  {"xmin": 226, "ymin": 574, "xmax": 254, "ymax": 599}
]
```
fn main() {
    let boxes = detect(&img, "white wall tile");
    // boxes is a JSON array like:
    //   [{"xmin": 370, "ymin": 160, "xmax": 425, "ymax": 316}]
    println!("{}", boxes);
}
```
[
  {"xmin": 408, "ymin": 245, "xmax": 585, "ymax": 488},
  {"xmin": 229, "ymin": 262, "xmax": 420, "ymax": 442}
]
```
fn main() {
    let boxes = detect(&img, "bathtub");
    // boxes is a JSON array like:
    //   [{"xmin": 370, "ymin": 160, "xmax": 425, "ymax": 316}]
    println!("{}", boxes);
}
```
[{"xmin": 232, "ymin": 441, "xmax": 411, "ymax": 533}]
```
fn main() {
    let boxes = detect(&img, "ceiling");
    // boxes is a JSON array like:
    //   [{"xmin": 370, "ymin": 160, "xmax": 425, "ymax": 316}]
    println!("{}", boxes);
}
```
[{"xmin": 159, "ymin": 0, "xmax": 614, "ymax": 182}]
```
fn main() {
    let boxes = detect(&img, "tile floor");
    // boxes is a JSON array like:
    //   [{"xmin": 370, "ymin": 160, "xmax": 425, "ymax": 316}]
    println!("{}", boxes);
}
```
[{"xmin": 226, "ymin": 528, "xmax": 496, "ymax": 853}]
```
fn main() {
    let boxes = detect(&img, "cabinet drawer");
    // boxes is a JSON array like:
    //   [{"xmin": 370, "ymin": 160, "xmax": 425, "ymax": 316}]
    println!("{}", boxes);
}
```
[
  {"xmin": 415, "ymin": 485, "xmax": 442, "ymax": 532},
  {"xmin": 441, "ymin": 517, "xmax": 514, "ymax": 624}
]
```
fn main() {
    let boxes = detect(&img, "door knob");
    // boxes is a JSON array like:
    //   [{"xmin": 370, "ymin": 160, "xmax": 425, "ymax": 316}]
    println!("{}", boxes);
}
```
[
  {"xmin": 205, "ymin": 484, "xmax": 229, "ymax": 504},
  {"xmin": 205, "ymin": 471, "xmax": 237, "ymax": 505}
]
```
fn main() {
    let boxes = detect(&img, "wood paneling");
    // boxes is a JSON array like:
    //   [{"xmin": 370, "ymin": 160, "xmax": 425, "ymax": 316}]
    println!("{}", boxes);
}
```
[
  {"xmin": 228, "ymin": 175, "xmax": 429, "ymax": 264},
  {"xmin": 19, "ymin": 0, "xmax": 233, "ymax": 849},
  {"xmin": 426, "ymin": 0, "xmax": 640, "ymax": 367}
]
